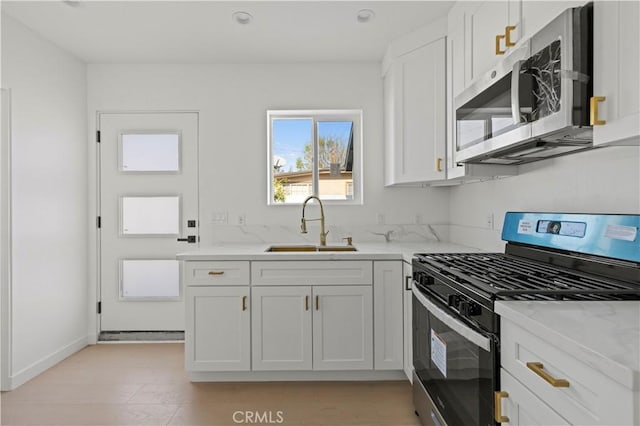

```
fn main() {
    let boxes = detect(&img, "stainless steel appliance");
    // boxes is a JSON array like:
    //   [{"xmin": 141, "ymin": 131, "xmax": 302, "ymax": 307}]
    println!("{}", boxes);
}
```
[
  {"xmin": 455, "ymin": 3, "xmax": 593, "ymax": 165},
  {"xmin": 411, "ymin": 212, "xmax": 640, "ymax": 426}
]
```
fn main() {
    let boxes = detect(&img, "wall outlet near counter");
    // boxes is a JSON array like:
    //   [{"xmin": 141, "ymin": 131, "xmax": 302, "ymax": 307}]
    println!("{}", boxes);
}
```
[
  {"xmin": 376, "ymin": 213, "xmax": 386, "ymax": 225},
  {"xmin": 237, "ymin": 214, "xmax": 247, "ymax": 225},
  {"xmin": 486, "ymin": 213, "xmax": 494, "ymax": 230},
  {"xmin": 212, "ymin": 211, "xmax": 228, "ymax": 224}
]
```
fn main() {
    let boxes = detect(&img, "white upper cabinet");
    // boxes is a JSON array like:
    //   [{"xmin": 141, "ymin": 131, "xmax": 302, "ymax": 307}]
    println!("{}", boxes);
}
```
[
  {"xmin": 467, "ymin": 1, "xmax": 522, "ymax": 83},
  {"xmin": 592, "ymin": 0, "xmax": 640, "ymax": 146},
  {"xmin": 383, "ymin": 23, "xmax": 447, "ymax": 185}
]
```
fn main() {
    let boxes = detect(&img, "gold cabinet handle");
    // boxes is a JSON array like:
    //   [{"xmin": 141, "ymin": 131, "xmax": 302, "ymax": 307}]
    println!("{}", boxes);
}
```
[
  {"xmin": 208, "ymin": 271, "xmax": 225, "ymax": 276},
  {"xmin": 494, "ymin": 391, "xmax": 509, "ymax": 423},
  {"xmin": 496, "ymin": 34, "xmax": 506, "ymax": 55},
  {"xmin": 315, "ymin": 295, "xmax": 319, "ymax": 311},
  {"xmin": 436, "ymin": 157, "xmax": 443, "ymax": 172},
  {"xmin": 242, "ymin": 295, "xmax": 247, "ymax": 311},
  {"xmin": 505, "ymin": 25, "xmax": 517, "ymax": 47},
  {"xmin": 305, "ymin": 295, "xmax": 309, "ymax": 311},
  {"xmin": 526, "ymin": 362, "xmax": 570, "ymax": 387},
  {"xmin": 590, "ymin": 96, "xmax": 606, "ymax": 126}
]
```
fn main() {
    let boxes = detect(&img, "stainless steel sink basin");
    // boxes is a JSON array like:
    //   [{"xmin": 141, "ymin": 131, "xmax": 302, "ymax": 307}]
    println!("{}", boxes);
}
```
[{"xmin": 266, "ymin": 245, "xmax": 357, "ymax": 252}]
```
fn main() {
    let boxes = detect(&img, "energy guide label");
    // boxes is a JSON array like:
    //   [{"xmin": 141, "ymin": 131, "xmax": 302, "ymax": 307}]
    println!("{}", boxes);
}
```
[{"xmin": 430, "ymin": 329, "xmax": 447, "ymax": 378}]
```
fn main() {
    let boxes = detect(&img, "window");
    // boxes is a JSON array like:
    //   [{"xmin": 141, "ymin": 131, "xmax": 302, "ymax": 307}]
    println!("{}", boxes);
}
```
[{"xmin": 268, "ymin": 110, "xmax": 362, "ymax": 205}]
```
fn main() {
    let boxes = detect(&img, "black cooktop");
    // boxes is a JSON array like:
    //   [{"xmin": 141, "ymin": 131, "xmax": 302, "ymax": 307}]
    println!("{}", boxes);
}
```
[{"xmin": 413, "ymin": 253, "xmax": 640, "ymax": 301}]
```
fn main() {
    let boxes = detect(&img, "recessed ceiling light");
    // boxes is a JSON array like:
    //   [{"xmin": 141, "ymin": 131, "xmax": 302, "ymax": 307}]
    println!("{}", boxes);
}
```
[
  {"xmin": 356, "ymin": 9, "xmax": 375, "ymax": 23},
  {"xmin": 232, "ymin": 11, "xmax": 253, "ymax": 25}
]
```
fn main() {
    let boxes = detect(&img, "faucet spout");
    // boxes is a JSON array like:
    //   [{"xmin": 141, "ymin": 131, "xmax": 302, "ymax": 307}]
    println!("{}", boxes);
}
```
[{"xmin": 301, "ymin": 195, "xmax": 328, "ymax": 246}]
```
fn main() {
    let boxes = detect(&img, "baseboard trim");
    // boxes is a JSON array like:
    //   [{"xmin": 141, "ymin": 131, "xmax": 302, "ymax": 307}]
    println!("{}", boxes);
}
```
[
  {"xmin": 8, "ymin": 335, "xmax": 88, "ymax": 390},
  {"xmin": 189, "ymin": 370, "xmax": 407, "ymax": 382}
]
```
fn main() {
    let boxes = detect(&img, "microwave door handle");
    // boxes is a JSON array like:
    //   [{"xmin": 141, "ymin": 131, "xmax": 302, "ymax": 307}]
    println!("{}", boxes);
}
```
[{"xmin": 511, "ymin": 59, "xmax": 525, "ymax": 124}]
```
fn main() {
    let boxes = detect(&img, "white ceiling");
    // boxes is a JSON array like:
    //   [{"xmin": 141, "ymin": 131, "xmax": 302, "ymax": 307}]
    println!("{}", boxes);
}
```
[{"xmin": 1, "ymin": 1, "xmax": 454, "ymax": 63}]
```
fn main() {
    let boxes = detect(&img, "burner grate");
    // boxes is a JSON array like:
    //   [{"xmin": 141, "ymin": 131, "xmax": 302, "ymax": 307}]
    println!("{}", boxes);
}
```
[{"xmin": 415, "ymin": 253, "xmax": 640, "ymax": 300}]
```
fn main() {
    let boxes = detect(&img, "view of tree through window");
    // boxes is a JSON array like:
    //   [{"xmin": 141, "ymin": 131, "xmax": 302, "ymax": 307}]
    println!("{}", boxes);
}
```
[{"xmin": 269, "ymin": 111, "xmax": 360, "ymax": 204}]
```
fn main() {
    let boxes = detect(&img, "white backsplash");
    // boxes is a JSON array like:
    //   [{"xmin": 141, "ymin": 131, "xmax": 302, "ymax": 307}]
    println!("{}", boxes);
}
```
[{"xmin": 210, "ymin": 223, "xmax": 450, "ymax": 245}]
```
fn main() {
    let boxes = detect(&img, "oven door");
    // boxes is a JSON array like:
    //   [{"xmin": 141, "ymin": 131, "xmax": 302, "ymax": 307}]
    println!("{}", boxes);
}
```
[{"xmin": 412, "ymin": 285, "xmax": 498, "ymax": 426}]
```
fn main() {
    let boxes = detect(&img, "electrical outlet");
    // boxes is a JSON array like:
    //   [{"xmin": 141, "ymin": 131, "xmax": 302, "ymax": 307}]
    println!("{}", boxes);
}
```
[
  {"xmin": 416, "ymin": 214, "xmax": 423, "ymax": 224},
  {"xmin": 486, "ymin": 213, "xmax": 494, "ymax": 230},
  {"xmin": 376, "ymin": 213, "xmax": 386, "ymax": 225},
  {"xmin": 238, "ymin": 214, "xmax": 246, "ymax": 225},
  {"xmin": 212, "ymin": 211, "xmax": 228, "ymax": 224}
]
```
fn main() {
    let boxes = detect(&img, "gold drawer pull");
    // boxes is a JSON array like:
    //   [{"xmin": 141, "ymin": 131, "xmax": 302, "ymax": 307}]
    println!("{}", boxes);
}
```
[
  {"xmin": 527, "ymin": 362, "xmax": 570, "ymax": 387},
  {"xmin": 494, "ymin": 391, "xmax": 509, "ymax": 423},
  {"xmin": 505, "ymin": 25, "xmax": 517, "ymax": 47},
  {"xmin": 305, "ymin": 295, "xmax": 309, "ymax": 311},
  {"xmin": 315, "ymin": 295, "xmax": 319, "ymax": 311},
  {"xmin": 436, "ymin": 157, "xmax": 443, "ymax": 172},
  {"xmin": 242, "ymin": 295, "xmax": 247, "ymax": 311},
  {"xmin": 208, "ymin": 271, "xmax": 225, "ymax": 276},
  {"xmin": 590, "ymin": 96, "xmax": 606, "ymax": 126},
  {"xmin": 496, "ymin": 34, "xmax": 506, "ymax": 55}
]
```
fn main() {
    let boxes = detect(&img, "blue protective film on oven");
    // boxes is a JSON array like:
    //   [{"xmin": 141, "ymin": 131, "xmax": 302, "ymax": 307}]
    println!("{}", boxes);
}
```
[{"xmin": 501, "ymin": 212, "xmax": 640, "ymax": 263}]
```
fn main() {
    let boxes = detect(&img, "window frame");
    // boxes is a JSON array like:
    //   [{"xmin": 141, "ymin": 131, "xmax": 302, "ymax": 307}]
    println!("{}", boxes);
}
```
[{"xmin": 267, "ymin": 109, "xmax": 363, "ymax": 206}]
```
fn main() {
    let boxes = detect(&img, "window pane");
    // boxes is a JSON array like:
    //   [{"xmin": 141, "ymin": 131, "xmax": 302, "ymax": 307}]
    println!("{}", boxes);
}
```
[
  {"xmin": 272, "ymin": 118, "xmax": 313, "ymax": 203},
  {"xmin": 121, "ymin": 259, "xmax": 180, "ymax": 298},
  {"xmin": 318, "ymin": 121, "xmax": 353, "ymax": 200},
  {"xmin": 121, "ymin": 196, "xmax": 180, "ymax": 235},
  {"xmin": 120, "ymin": 133, "xmax": 180, "ymax": 172}
]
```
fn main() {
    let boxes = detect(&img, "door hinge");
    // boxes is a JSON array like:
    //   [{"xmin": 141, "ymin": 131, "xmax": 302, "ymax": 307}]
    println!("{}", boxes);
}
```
[
  {"xmin": 97, "ymin": 216, "xmax": 101, "ymax": 228},
  {"xmin": 97, "ymin": 301, "xmax": 102, "ymax": 314},
  {"xmin": 96, "ymin": 130, "xmax": 101, "ymax": 143}
]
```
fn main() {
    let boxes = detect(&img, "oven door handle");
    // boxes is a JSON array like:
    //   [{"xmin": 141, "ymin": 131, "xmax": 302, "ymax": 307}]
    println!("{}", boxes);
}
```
[
  {"xmin": 511, "ymin": 59, "xmax": 526, "ymax": 125},
  {"xmin": 412, "ymin": 286, "xmax": 492, "ymax": 352}
]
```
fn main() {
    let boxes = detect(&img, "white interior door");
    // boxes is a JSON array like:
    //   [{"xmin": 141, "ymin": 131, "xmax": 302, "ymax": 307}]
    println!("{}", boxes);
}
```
[{"xmin": 99, "ymin": 112, "xmax": 198, "ymax": 331}]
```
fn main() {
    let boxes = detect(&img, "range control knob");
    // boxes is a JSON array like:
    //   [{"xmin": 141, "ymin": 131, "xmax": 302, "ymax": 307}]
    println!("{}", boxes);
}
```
[
  {"xmin": 447, "ymin": 294, "xmax": 460, "ymax": 308},
  {"xmin": 459, "ymin": 300, "xmax": 482, "ymax": 317}
]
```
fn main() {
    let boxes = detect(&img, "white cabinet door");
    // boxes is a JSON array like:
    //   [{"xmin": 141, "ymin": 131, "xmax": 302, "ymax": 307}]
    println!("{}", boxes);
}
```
[
  {"xmin": 373, "ymin": 261, "xmax": 403, "ymax": 370},
  {"xmin": 593, "ymin": 1, "xmax": 640, "ymax": 146},
  {"xmin": 499, "ymin": 368, "xmax": 570, "ymax": 426},
  {"xmin": 312, "ymin": 286, "xmax": 373, "ymax": 370},
  {"xmin": 402, "ymin": 261, "xmax": 413, "ymax": 382},
  {"xmin": 185, "ymin": 286, "xmax": 250, "ymax": 371},
  {"xmin": 251, "ymin": 286, "xmax": 312, "ymax": 371},
  {"xmin": 468, "ymin": 1, "xmax": 521, "ymax": 82},
  {"xmin": 384, "ymin": 37, "xmax": 446, "ymax": 185}
]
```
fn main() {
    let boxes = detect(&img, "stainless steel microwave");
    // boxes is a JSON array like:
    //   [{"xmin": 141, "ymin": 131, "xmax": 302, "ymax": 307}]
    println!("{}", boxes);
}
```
[{"xmin": 454, "ymin": 3, "xmax": 593, "ymax": 165}]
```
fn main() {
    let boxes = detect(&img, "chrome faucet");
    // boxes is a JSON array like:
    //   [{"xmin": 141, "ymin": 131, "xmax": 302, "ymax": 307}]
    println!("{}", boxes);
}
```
[{"xmin": 301, "ymin": 195, "xmax": 328, "ymax": 246}]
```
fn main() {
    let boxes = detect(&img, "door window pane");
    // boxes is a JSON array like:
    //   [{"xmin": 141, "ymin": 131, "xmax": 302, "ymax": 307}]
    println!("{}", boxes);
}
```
[
  {"xmin": 121, "ymin": 196, "xmax": 180, "ymax": 235},
  {"xmin": 120, "ymin": 133, "xmax": 180, "ymax": 172},
  {"xmin": 121, "ymin": 259, "xmax": 180, "ymax": 299}
]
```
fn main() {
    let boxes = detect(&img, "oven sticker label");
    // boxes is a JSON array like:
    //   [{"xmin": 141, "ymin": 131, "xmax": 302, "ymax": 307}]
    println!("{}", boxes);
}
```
[
  {"xmin": 430, "ymin": 329, "xmax": 447, "ymax": 378},
  {"xmin": 517, "ymin": 219, "xmax": 534, "ymax": 235},
  {"xmin": 604, "ymin": 224, "xmax": 637, "ymax": 242}
]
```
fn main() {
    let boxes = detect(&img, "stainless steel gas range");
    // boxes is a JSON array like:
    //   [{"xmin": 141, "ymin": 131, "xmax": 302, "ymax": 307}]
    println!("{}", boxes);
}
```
[{"xmin": 411, "ymin": 212, "xmax": 640, "ymax": 426}]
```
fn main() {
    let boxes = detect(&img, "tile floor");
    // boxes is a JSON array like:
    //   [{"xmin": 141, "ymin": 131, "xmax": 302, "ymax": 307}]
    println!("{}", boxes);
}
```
[{"xmin": 1, "ymin": 343, "xmax": 421, "ymax": 426}]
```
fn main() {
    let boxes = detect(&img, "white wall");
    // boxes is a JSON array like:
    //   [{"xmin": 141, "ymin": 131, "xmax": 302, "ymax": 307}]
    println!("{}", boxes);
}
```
[
  {"xmin": 448, "ymin": 146, "xmax": 640, "ymax": 251},
  {"xmin": 87, "ymin": 63, "xmax": 450, "ymax": 244},
  {"xmin": 1, "ymin": 15, "xmax": 88, "ymax": 389}
]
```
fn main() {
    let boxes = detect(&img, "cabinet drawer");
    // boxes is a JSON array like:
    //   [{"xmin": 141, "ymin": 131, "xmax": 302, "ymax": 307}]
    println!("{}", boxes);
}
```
[
  {"xmin": 251, "ymin": 261, "xmax": 373, "ymax": 286},
  {"xmin": 501, "ymin": 319, "xmax": 635, "ymax": 425},
  {"xmin": 185, "ymin": 261, "xmax": 250, "ymax": 286}
]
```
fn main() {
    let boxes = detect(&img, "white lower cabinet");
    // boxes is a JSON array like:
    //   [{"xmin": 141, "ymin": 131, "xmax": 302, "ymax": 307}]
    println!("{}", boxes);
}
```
[
  {"xmin": 373, "ymin": 261, "xmax": 403, "ymax": 370},
  {"xmin": 499, "ymin": 368, "xmax": 570, "ymax": 426},
  {"xmin": 185, "ymin": 286, "xmax": 251, "ymax": 371},
  {"xmin": 312, "ymin": 286, "xmax": 373, "ymax": 370},
  {"xmin": 252, "ymin": 285, "xmax": 373, "ymax": 371},
  {"xmin": 251, "ymin": 286, "xmax": 312, "ymax": 371}
]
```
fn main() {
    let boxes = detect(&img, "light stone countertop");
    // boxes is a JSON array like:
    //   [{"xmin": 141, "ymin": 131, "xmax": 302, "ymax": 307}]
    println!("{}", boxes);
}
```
[
  {"xmin": 177, "ymin": 241, "xmax": 483, "ymax": 263},
  {"xmin": 496, "ymin": 300, "xmax": 640, "ymax": 391}
]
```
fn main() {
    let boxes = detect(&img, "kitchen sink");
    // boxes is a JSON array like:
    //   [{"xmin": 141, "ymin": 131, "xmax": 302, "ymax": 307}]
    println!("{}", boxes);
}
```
[{"xmin": 265, "ymin": 245, "xmax": 357, "ymax": 252}]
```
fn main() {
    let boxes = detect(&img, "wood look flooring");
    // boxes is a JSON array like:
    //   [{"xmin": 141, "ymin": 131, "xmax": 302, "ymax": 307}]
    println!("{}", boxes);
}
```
[{"xmin": 1, "ymin": 344, "xmax": 421, "ymax": 426}]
